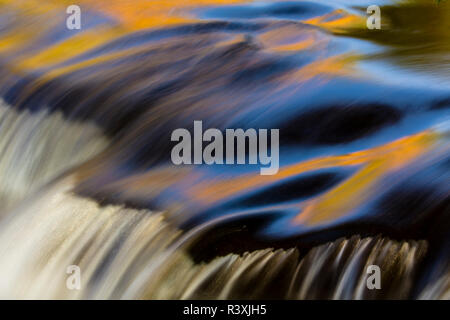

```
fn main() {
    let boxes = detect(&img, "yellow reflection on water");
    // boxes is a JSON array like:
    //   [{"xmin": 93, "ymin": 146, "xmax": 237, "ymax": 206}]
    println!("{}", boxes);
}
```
[
  {"xmin": 0, "ymin": 0, "xmax": 249, "ymax": 71},
  {"xmin": 189, "ymin": 130, "xmax": 438, "ymax": 228}
]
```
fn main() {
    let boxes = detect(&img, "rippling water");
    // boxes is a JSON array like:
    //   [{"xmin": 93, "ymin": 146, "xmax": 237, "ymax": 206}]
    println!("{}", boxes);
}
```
[{"xmin": 0, "ymin": 0, "xmax": 448, "ymax": 299}]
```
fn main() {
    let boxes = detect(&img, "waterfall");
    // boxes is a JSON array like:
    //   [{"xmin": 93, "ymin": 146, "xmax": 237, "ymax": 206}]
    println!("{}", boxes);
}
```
[{"xmin": 0, "ymin": 0, "xmax": 448, "ymax": 300}]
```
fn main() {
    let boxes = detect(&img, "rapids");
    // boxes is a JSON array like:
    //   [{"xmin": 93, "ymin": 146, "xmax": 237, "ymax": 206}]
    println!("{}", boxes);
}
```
[{"xmin": 0, "ymin": 0, "xmax": 448, "ymax": 299}]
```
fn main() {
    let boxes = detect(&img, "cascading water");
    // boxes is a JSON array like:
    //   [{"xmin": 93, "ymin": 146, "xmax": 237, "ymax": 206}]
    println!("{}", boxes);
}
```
[{"xmin": 0, "ymin": 0, "xmax": 448, "ymax": 299}]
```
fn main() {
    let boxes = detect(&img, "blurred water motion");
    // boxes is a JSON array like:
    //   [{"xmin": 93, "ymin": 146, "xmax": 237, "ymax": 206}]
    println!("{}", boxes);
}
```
[{"xmin": 0, "ymin": 0, "xmax": 448, "ymax": 299}]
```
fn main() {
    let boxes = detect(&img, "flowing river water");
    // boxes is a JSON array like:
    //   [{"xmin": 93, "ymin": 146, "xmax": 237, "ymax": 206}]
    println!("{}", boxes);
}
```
[{"xmin": 0, "ymin": 0, "xmax": 448, "ymax": 299}]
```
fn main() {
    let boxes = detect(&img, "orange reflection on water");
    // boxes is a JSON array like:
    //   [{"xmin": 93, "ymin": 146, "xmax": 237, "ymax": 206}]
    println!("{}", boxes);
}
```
[
  {"xmin": 304, "ymin": 9, "xmax": 365, "ymax": 34},
  {"xmin": 189, "ymin": 130, "xmax": 438, "ymax": 227},
  {"xmin": 296, "ymin": 130, "xmax": 438, "ymax": 226},
  {"xmin": 0, "ymin": 0, "xmax": 249, "ymax": 71}
]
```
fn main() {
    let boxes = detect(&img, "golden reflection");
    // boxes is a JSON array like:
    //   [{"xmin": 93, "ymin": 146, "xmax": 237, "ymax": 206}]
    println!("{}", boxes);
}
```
[{"xmin": 189, "ymin": 130, "xmax": 438, "ymax": 224}]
